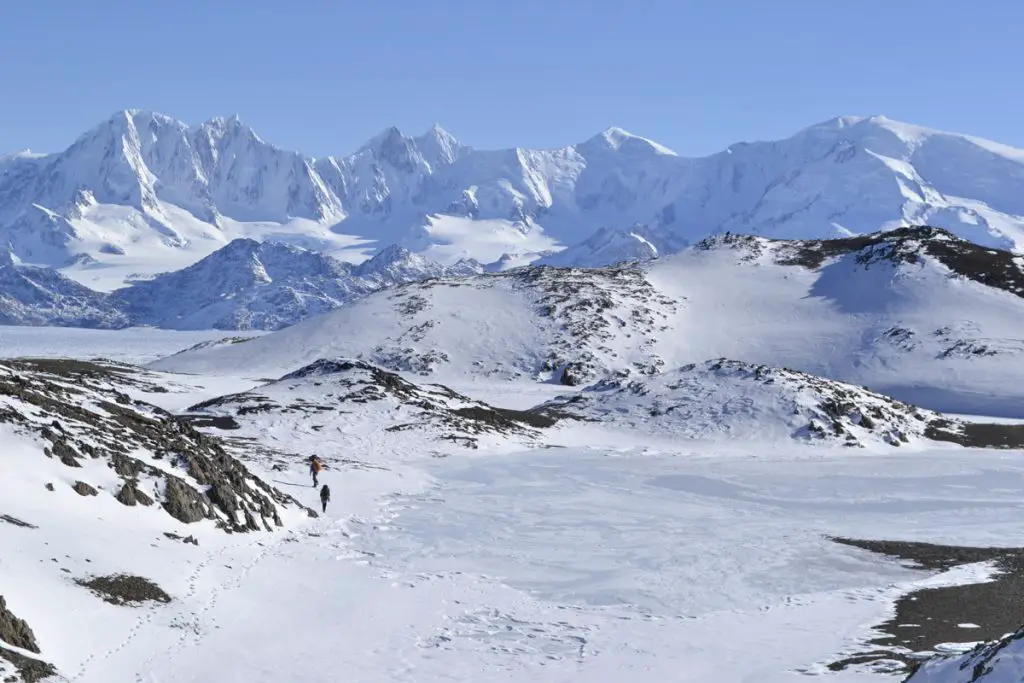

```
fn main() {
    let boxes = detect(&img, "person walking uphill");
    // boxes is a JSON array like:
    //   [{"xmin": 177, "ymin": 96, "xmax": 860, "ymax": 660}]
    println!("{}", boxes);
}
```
[
  {"xmin": 320, "ymin": 484, "xmax": 331, "ymax": 513},
  {"xmin": 309, "ymin": 455, "xmax": 323, "ymax": 487}
]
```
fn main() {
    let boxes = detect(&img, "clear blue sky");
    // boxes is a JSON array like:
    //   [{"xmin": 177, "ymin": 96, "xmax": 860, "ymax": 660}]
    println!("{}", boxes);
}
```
[{"xmin": 3, "ymin": 0, "xmax": 1022, "ymax": 158}]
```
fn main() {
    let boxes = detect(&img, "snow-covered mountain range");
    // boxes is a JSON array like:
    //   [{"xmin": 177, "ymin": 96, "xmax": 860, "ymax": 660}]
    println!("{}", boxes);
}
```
[{"xmin": 4, "ymin": 109, "xmax": 1024, "ymax": 296}]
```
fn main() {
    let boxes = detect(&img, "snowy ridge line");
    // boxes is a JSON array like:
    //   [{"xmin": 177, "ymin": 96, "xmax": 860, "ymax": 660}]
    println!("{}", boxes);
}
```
[
  {"xmin": 177, "ymin": 354, "xmax": 1024, "ymax": 453},
  {"xmin": 696, "ymin": 225, "xmax": 1024, "ymax": 301}
]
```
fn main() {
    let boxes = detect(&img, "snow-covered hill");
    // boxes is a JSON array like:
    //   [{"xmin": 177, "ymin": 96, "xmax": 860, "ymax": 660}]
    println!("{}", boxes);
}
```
[
  {"xmin": 0, "ymin": 261, "xmax": 127, "ymax": 329},
  {"xmin": 187, "ymin": 359, "xmax": 553, "ymax": 452},
  {"xmin": 539, "ymin": 359, "xmax": 947, "ymax": 447},
  {"xmin": 152, "ymin": 226, "xmax": 1024, "ymax": 417},
  {"xmin": 538, "ymin": 358, "xmax": 1019, "ymax": 450},
  {"xmin": 150, "ymin": 262, "xmax": 678, "ymax": 387},
  {"xmin": 6, "ymin": 110, "xmax": 1024, "ymax": 290}
]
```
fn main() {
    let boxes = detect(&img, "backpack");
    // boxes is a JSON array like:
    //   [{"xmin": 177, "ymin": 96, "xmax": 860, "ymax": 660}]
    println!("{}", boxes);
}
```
[{"xmin": 320, "ymin": 485, "xmax": 331, "ymax": 500}]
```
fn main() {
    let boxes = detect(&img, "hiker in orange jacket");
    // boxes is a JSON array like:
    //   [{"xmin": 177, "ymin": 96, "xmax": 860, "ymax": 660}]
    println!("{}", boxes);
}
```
[{"xmin": 310, "ymin": 455, "xmax": 324, "ymax": 487}]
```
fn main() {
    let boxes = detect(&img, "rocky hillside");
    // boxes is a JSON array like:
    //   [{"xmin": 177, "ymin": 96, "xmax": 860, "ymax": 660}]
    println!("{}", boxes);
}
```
[
  {"xmin": 0, "ymin": 358, "xmax": 305, "ymax": 531},
  {"xmin": 0, "ymin": 359, "xmax": 315, "ymax": 682}
]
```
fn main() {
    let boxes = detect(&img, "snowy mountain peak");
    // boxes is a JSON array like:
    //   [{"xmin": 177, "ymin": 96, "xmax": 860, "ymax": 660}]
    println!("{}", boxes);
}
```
[
  {"xmin": 354, "ymin": 242, "xmax": 448, "ymax": 282},
  {"xmin": 414, "ymin": 123, "xmax": 464, "ymax": 165},
  {"xmin": 368, "ymin": 242, "xmax": 414, "ymax": 263},
  {"xmin": 584, "ymin": 126, "xmax": 677, "ymax": 156},
  {"xmin": 541, "ymin": 223, "xmax": 689, "ymax": 267},
  {"xmin": 197, "ymin": 113, "xmax": 256, "ymax": 139}
]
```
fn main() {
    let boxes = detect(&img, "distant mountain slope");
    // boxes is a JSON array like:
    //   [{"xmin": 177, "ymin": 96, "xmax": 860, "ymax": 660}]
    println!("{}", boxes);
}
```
[
  {"xmin": 152, "ymin": 226, "xmax": 1024, "ymax": 417},
  {"xmin": 4, "ymin": 111, "xmax": 1024, "ymax": 288},
  {"xmin": 538, "ymin": 224, "xmax": 688, "ymax": 267},
  {"xmin": 114, "ymin": 239, "xmax": 480, "ymax": 330},
  {"xmin": 0, "ymin": 239, "xmax": 483, "ymax": 331},
  {"xmin": 0, "ymin": 261, "xmax": 127, "ymax": 328}
]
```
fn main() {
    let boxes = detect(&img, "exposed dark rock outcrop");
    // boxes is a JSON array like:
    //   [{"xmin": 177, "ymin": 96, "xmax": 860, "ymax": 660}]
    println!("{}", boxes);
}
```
[
  {"xmin": 0, "ymin": 597, "xmax": 39, "ymax": 653},
  {"xmin": 826, "ymin": 538, "xmax": 1024, "ymax": 678},
  {"xmin": 0, "ymin": 515, "xmax": 35, "ymax": 529},
  {"xmin": 72, "ymin": 481, "xmax": 97, "ymax": 497},
  {"xmin": 0, "ymin": 646, "xmax": 56, "ymax": 683},
  {"xmin": 163, "ymin": 477, "xmax": 214, "ymax": 524},
  {"xmin": 115, "ymin": 481, "xmax": 153, "ymax": 507},
  {"xmin": 75, "ymin": 574, "xmax": 171, "ymax": 606}
]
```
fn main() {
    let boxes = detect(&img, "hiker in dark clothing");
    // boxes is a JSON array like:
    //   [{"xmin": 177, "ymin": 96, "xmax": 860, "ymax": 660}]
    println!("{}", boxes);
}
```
[
  {"xmin": 310, "ymin": 455, "xmax": 323, "ymax": 487},
  {"xmin": 320, "ymin": 484, "xmax": 331, "ymax": 513}
]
